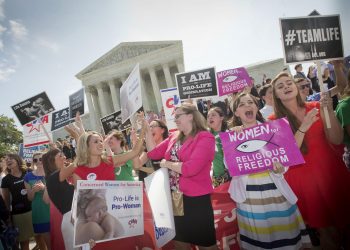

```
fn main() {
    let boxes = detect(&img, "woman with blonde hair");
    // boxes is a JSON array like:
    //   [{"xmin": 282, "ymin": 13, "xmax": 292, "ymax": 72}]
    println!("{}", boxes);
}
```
[
  {"xmin": 269, "ymin": 72, "xmax": 350, "ymax": 249},
  {"xmin": 146, "ymin": 103, "xmax": 218, "ymax": 250},
  {"xmin": 72, "ymin": 127, "xmax": 145, "ymax": 184}
]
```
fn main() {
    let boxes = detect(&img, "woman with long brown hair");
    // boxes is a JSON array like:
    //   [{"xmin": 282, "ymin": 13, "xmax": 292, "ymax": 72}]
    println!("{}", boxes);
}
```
[
  {"xmin": 43, "ymin": 148, "xmax": 76, "ymax": 250},
  {"xmin": 1, "ymin": 154, "xmax": 34, "ymax": 250},
  {"xmin": 269, "ymin": 72, "xmax": 350, "ymax": 249}
]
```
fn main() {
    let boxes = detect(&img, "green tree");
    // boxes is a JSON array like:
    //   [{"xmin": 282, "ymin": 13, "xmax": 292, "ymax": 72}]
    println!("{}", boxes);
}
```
[{"xmin": 0, "ymin": 115, "xmax": 22, "ymax": 157}]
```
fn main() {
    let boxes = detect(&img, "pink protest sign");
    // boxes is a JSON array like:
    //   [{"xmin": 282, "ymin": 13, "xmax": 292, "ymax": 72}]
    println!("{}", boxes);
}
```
[
  {"xmin": 219, "ymin": 118, "xmax": 305, "ymax": 177},
  {"xmin": 216, "ymin": 67, "xmax": 252, "ymax": 96}
]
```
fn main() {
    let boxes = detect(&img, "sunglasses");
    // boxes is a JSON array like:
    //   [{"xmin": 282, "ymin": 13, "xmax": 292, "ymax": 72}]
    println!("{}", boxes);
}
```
[
  {"xmin": 299, "ymin": 84, "xmax": 311, "ymax": 90},
  {"xmin": 33, "ymin": 158, "xmax": 42, "ymax": 163}
]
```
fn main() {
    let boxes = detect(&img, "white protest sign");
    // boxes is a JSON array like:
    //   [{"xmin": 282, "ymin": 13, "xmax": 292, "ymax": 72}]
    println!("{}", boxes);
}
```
[
  {"xmin": 23, "ymin": 114, "xmax": 52, "ymax": 147},
  {"xmin": 160, "ymin": 87, "xmax": 180, "ymax": 132},
  {"xmin": 73, "ymin": 181, "xmax": 143, "ymax": 248},
  {"xmin": 144, "ymin": 168, "xmax": 176, "ymax": 248},
  {"xmin": 120, "ymin": 64, "xmax": 143, "ymax": 123}
]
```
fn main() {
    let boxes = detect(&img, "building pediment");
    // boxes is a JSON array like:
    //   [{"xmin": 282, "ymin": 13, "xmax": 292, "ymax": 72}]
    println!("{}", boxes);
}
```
[{"xmin": 76, "ymin": 40, "xmax": 181, "ymax": 78}]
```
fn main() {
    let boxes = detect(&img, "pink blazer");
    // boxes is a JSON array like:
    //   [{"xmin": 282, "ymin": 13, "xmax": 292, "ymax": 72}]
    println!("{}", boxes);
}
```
[{"xmin": 147, "ymin": 131, "xmax": 215, "ymax": 196}]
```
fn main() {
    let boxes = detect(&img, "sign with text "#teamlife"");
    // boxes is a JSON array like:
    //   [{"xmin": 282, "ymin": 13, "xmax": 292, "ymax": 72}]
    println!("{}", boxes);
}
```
[
  {"xmin": 220, "ymin": 118, "xmax": 305, "ymax": 176},
  {"xmin": 175, "ymin": 67, "xmax": 218, "ymax": 100},
  {"xmin": 280, "ymin": 15, "xmax": 343, "ymax": 64}
]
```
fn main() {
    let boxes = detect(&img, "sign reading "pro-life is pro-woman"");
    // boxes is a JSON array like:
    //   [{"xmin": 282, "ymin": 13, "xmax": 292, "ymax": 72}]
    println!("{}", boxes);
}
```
[{"xmin": 220, "ymin": 118, "xmax": 305, "ymax": 176}]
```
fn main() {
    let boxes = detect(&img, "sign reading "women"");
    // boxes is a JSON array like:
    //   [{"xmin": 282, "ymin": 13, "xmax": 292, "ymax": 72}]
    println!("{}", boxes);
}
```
[{"xmin": 220, "ymin": 118, "xmax": 305, "ymax": 176}]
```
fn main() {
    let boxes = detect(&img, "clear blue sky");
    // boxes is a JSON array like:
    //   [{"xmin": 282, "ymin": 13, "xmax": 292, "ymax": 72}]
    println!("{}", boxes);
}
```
[{"xmin": 0, "ymin": 0, "xmax": 349, "ymax": 129}]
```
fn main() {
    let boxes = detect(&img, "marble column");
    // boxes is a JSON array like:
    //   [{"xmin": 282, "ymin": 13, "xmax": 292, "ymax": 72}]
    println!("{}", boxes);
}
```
[
  {"xmin": 91, "ymin": 87, "xmax": 102, "ymax": 124},
  {"xmin": 96, "ymin": 83, "xmax": 108, "ymax": 117},
  {"xmin": 176, "ymin": 60, "xmax": 185, "ymax": 73},
  {"xmin": 85, "ymin": 86, "xmax": 98, "ymax": 130},
  {"xmin": 148, "ymin": 67, "xmax": 162, "ymax": 111},
  {"xmin": 162, "ymin": 63, "xmax": 173, "ymax": 88},
  {"xmin": 108, "ymin": 79, "xmax": 120, "ymax": 112},
  {"xmin": 140, "ymin": 72, "xmax": 150, "ymax": 111}
]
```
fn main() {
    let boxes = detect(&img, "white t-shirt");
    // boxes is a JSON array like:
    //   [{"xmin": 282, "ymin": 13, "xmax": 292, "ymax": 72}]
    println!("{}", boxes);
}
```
[{"xmin": 260, "ymin": 105, "xmax": 274, "ymax": 120}]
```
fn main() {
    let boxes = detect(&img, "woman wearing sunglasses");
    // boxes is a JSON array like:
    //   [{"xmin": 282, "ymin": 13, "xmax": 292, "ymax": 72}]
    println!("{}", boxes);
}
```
[{"xmin": 24, "ymin": 152, "xmax": 51, "ymax": 250}]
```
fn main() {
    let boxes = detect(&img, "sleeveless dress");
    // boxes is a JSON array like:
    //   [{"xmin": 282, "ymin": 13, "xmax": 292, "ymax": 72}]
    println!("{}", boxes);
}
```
[
  {"xmin": 269, "ymin": 102, "xmax": 350, "ymax": 228},
  {"xmin": 23, "ymin": 172, "xmax": 50, "ymax": 233}
]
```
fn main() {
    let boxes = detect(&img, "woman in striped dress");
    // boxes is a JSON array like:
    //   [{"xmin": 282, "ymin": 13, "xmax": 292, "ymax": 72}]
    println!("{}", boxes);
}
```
[{"xmin": 228, "ymin": 93, "xmax": 310, "ymax": 249}]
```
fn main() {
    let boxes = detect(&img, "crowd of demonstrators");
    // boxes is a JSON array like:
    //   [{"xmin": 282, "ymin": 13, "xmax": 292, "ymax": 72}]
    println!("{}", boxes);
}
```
[
  {"xmin": 269, "ymin": 72, "xmax": 350, "ymax": 249},
  {"xmin": 2, "ymin": 59, "xmax": 350, "ymax": 250},
  {"xmin": 147, "ymin": 103, "xmax": 218, "ymax": 250},
  {"xmin": 132, "ymin": 119, "xmax": 169, "ymax": 181},
  {"xmin": 228, "ymin": 93, "xmax": 310, "ymax": 249},
  {"xmin": 207, "ymin": 107, "xmax": 231, "ymax": 188},
  {"xmin": 24, "ymin": 152, "xmax": 50, "ymax": 250}
]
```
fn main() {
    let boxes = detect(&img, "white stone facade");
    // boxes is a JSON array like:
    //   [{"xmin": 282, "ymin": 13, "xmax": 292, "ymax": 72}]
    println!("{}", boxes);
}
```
[{"xmin": 75, "ymin": 40, "xmax": 185, "ymax": 131}]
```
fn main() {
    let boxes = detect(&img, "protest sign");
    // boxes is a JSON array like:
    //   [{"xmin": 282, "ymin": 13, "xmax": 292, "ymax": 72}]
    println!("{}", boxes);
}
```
[
  {"xmin": 73, "ymin": 180, "xmax": 143, "ymax": 248},
  {"xmin": 69, "ymin": 88, "xmax": 85, "ymax": 118},
  {"xmin": 20, "ymin": 144, "xmax": 49, "ymax": 163},
  {"xmin": 175, "ymin": 67, "xmax": 217, "ymax": 100},
  {"xmin": 23, "ymin": 114, "xmax": 52, "ymax": 147},
  {"xmin": 11, "ymin": 92, "xmax": 55, "ymax": 126},
  {"xmin": 144, "ymin": 168, "xmax": 176, "ymax": 248},
  {"xmin": 220, "ymin": 118, "xmax": 305, "ymax": 176},
  {"xmin": 160, "ymin": 87, "xmax": 180, "ymax": 132},
  {"xmin": 51, "ymin": 107, "xmax": 70, "ymax": 131},
  {"xmin": 120, "ymin": 64, "xmax": 143, "ymax": 123},
  {"xmin": 100, "ymin": 111, "xmax": 131, "ymax": 135},
  {"xmin": 280, "ymin": 15, "xmax": 343, "ymax": 64},
  {"xmin": 216, "ymin": 67, "xmax": 252, "ymax": 96}
]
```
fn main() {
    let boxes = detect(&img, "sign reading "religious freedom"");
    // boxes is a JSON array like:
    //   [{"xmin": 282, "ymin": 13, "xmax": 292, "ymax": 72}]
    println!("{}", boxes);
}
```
[
  {"xmin": 280, "ymin": 15, "xmax": 343, "ymax": 64},
  {"xmin": 175, "ymin": 67, "xmax": 218, "ymax": 100},
  {"xmin": 216, "ymin": 67, "xmax": 252, "ymax": 96},
  {"xmin": 220, "ymin": 118, "xmax": 305, "ymax": 176}
]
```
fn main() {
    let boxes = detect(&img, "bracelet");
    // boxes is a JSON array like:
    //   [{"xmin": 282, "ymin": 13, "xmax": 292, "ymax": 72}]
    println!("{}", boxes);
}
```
[{"xmin": 297, "ymin": 128, "xmax": 306, "ymax": 133}]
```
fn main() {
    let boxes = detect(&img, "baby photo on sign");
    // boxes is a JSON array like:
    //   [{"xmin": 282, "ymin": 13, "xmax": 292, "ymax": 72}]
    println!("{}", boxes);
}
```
[
  {"xmin": 11, "ymin": 92, "xmax": 55, "ymax": 125},
  {"xmin": 75, "ymin": 189, "xmax": 125, "ymax": 246}
]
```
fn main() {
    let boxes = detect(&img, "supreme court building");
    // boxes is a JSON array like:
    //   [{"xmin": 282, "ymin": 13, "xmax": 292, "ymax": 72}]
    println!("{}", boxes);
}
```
[{"xmin": 76, "ymin": 40, "xmax": 185, "ymax": 131}]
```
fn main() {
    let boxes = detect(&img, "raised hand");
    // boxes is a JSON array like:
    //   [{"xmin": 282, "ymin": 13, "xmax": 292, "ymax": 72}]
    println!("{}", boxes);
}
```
[
  {"xmin": 299, "ymin": 108, "xmax": 319, "ymax": 133},
  {"xmin": 272, "ymin": 161, "xmax": 285, "ymax": 174}
]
